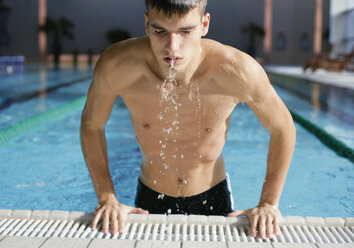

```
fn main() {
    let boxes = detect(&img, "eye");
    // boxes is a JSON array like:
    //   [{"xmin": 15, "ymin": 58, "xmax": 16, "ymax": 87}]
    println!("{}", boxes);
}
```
[
  {"xmin": 155, "ymin": 30, "xmax": 165, "ymax": 35},
  {"xmin": 181, "ymin": 31, "xmax": 191, "ymax": 34}
]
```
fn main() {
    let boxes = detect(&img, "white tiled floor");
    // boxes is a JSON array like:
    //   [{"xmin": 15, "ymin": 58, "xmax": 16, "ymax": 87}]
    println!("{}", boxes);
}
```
[
  {"xmin": 264, "ymin": 66, "xmax": 354, "ymax": 89},
  {"xmin": 0, "ymin": 210, "xmax": 353, "ymax": 248}
]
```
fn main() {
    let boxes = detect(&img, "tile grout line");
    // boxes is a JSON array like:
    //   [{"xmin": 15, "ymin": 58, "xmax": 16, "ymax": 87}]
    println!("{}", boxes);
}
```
[
  {"xmin": 37, "ymin": 237, "xmax": 50, "ymax": 248},
  {"xmin": 85, "ymin": 238, "xmax": 94, "ymax": 248}
]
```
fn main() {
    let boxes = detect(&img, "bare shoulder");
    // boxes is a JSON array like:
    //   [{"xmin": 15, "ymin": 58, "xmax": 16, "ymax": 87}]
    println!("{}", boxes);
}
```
[
  {"xmin": 202, "ymin": 39, "xmax": 269, "ymax": 102},
  {"xmin": 93, "ymin": 37, "xmax": 150, "ymax": 95}
]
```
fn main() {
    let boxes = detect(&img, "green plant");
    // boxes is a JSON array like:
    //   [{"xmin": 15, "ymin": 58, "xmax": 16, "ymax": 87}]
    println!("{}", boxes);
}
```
[
  {"xmin": 106, "ymin": 28, "xmax": 131, "ymax": 44},
  {"xmin": 39, "ymin": 17, "xmax": 74, "ymax": 64},
  {"xmin": 242, "ymin": 22, "xmax": 265, "ymax": 57}
]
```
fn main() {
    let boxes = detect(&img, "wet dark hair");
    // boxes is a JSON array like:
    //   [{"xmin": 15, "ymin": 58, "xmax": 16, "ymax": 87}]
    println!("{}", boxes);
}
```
[{"xmin": 145, "ymin": 0, "xmax": 207, "ymax": 17}]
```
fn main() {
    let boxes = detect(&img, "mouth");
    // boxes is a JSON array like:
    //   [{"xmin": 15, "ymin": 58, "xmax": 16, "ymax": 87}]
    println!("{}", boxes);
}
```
[{"xmin": 163, "ymin": 56, "xmax": 182, "ymax": 65}]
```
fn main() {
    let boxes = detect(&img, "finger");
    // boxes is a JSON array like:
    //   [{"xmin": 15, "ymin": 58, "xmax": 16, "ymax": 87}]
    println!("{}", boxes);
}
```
[
  {"xmin": 110, "ymin": 211, "xmax": 118, "ymax": 234},
  {"xmin": 228, "ymin": 210, "xmax": 247, "ymax": 217},
  {"xmin": 273, "ymin": 216, "xmax": 281, "ymax": 236},
  {"xmin": 94, "ymin": 204, "xmax": 101, "ymax": 213},
  {"xmin": 91, "ymin": 210, "xmax": 103, "ymax": 230},
  {"xmin": 130, "ymin": 208, "xmax": 149, "ymax": 214},
  {"xmin": 118, "ymin": 213, "xmax": 126, "ymax": 234},
  {"xmin": 102, "ymin": 211, "xmax": 110, "ymax": 234},
  {"xmin": 250, "ymin": 215, "xmax": 259, "ymax": 237},
  {"xmin": 266, "ymin": 216, "xmax": 274, "ymax": 239},
  {"xmin": 258, "ymin": 215, "xmax": 266, "ymax": 240}
]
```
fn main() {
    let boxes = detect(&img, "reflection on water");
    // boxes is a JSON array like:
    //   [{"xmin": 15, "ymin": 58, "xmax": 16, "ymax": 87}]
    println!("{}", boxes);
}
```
[
  {"xmin": 39, "ymin": 66, "xmax": 47, "ymax": 110},
  {"xmin": 269, "ymin": 73, "xmax": 354, "ymax": 126},
  {"xmin": 311, "ymin": 83, "xmax": 320, "ymax": 122}
]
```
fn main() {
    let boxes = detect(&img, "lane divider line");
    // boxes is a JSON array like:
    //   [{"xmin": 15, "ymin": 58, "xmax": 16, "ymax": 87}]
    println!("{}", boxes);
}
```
[
  {"xmin": 1, "ymin": 91, "xmax": 353, "ymax": 164},
  {"xmin": 0, "ymin": 95, "xmax": 87, "ymax": 147},
  {"xmin": 289, "ymin": 108, "xmax": 354, "ymax": 163},
  {"xmin": 0, "ymin": 75, "xmax": 91, "ymax": 111}
]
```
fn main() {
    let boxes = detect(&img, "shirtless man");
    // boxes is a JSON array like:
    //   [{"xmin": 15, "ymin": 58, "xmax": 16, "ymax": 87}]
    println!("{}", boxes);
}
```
[{"xmin": 80, "ymin": 0, "xmax": 296, "ymax": 240}]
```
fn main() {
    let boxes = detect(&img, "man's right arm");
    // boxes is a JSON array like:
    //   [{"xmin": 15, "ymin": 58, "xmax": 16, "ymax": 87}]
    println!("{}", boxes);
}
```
[{"xmin": 80, "ymin": 49, "xmax": 148, "ymax": 234}]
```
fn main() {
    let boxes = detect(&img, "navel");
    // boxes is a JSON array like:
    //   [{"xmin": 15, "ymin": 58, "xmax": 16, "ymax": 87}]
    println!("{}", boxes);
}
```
[
  {"xmin": 143, "ymin": 123, "xmax": 151, "ymax": 129},
  {"xmin": 178, "ymin": 178, "xmax": 183, "ymax": 184},
  {"xmin": 205, "ymin": 128, "xmax": 212, "ymax": 132}
]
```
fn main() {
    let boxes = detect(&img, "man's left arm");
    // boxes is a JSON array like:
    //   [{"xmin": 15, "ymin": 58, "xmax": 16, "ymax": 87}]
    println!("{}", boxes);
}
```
[{"xmin": 228, "ymin": 56, "xmax": 296, "ymax": 240}]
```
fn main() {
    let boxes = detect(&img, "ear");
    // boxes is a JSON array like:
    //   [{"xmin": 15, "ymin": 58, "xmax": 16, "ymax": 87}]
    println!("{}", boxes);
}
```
[
  {"xmin": 144, "ymin": 12, "xmax": 149, "ymax": 35},
  {"xmin": 201, "ymin": 12, "xmax": 210, "ymax": 36}
]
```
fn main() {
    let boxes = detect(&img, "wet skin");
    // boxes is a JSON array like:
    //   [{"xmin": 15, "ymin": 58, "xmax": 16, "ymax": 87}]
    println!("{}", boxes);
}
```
[{"xmin": 80, "ymin": 7, "xmax": 296, "ymax": 239}]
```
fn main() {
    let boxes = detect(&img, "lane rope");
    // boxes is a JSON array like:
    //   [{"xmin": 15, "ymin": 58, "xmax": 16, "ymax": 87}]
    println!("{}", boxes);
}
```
[
  {"xmin": 289, "ymin": 108, "xmax": 354, "ymax": 163},
  {"xmin": 1, "ymin": 89, "xmax": 353, "ymax": 163},
  {"xmin": 0, "ymin": 95, "xmax": 86, "ymax": 146}
]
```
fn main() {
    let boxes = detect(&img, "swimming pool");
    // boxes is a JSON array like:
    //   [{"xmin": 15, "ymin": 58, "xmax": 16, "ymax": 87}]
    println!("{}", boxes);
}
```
[{"xmin": 0, "ymin": 64, "xmax": 353, "ymax": 218}]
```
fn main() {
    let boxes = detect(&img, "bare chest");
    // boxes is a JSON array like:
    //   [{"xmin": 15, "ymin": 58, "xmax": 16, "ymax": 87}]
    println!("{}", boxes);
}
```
[{"xmin": 121, "ymin": 77, "xmax": 237, "ymax": 139}]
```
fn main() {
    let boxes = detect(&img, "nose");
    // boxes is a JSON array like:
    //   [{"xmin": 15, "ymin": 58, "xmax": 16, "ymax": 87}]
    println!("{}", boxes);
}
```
[{"xmin": 166, "ymin": 33, "xmax": 180, "ymax": 53}]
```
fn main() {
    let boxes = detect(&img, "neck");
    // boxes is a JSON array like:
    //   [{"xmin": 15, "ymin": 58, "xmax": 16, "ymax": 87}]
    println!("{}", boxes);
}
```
[{"xmin": 175, "ymin": 49, "xmax": 203, "ymax": 85}]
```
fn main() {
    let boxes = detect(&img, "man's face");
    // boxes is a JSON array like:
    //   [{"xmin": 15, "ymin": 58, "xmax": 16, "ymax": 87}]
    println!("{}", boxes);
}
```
[{"xmin": 145, "ymin": 7, "xmax": 210, "ymax": 72}]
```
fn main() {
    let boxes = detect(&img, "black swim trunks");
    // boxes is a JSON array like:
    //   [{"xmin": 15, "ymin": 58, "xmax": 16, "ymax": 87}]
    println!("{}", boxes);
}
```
[{"xmin": 134, "ymin": 175, "xmax": 235, "ymax": 216}]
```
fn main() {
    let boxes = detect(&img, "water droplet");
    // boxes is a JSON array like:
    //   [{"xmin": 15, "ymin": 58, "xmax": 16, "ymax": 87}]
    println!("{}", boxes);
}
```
[
  {"xmin": 173, "ymin": 155, "xmax": 177, "ymax": 158},
  {"xmin": 162, "ymin": 128, "xmax": 173, "ymax": 134},
  {"xmin": 163, "ymin": 163, "xmax": 169, "ymax": 169},
  {"xmin": 150, "ymin": 161, "xmax": 153, "ymax": 164},
  {"xmin": 203, "ymin": 200, "xmax": 207, "ymax": 205},
  {"xmin": 172, "ymin": 120, "xmax": 180, "ymax": 126},
  {"xmin": 183, "ymin": 180, "xmax": 188, "ymax": 184},
  {"xmin": 199, "ymin": 154, "xmax": 203, "ymax": 159},
  {"xmin": 158, "ymin": 194, "xmax": 165, "ymax": 200},
  {"xmin": 180, "ymin": 154, "xmax": 184, "ymax": 158},
  {"xmin": 153, "ymin": 180, "xmax": 157, "ymax": 184},
  {"xmin": 162, "ymin": 144, "xmax": 166, "ymax": 148},
  {"xmin": 167, "ymin": 209, "xmax": 172, "ymax": 214},
  {"xmin": 210, "ymin": 206, "xmax": 213, "ymax": 210}
]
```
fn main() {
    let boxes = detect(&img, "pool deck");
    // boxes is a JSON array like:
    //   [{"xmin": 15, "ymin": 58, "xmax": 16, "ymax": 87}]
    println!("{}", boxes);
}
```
[
  {"xmin": 264, "ymin": 66, "xmax": 354, "ymax": 90},
  {"xmin": 0, "ymin": 209, "xmax": 353, "ymax": 248}
]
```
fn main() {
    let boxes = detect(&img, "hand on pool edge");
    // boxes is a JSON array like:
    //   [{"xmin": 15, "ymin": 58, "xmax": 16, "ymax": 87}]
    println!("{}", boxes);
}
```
[
  {"xmin": 228, "ymin": 203, "xmax": 281, "ymax": 240},
  {"xmin": 91, "ymin": 199, "xmax": 149, "ymax": 234}
]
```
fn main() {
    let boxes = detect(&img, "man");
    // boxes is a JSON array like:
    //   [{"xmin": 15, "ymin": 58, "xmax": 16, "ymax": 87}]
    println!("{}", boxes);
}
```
[{"xmin": 80, "ymin": 0, "xmax": 296, "ymax": 240}]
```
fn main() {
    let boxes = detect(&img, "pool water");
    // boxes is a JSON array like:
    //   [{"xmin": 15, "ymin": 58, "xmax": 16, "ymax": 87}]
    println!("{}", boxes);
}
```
[{"xmin": 0, "ymin": 64, "xmax": 353, "ymax": 217}]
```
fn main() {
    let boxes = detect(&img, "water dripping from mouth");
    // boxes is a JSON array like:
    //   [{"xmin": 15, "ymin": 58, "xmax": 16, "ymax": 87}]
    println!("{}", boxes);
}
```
[
  {"xmin": 158, "ymin": 58, "xmax": 181, "ymax": 172},
  {"xmin": 195, "ymin": 82, "xmax": 201, "ymax": 139}
]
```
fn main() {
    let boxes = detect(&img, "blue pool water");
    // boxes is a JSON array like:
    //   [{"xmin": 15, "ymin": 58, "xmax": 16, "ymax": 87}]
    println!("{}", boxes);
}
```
[{"xmin": 0, "ymin": 64, "xmax": 353, "ymax": 217}]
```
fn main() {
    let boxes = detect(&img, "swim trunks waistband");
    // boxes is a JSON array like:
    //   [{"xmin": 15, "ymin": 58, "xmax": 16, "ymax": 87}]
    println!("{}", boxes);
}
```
[{"xmin": 134, "ymin": 175, "xmax": 235, "ymax": 216}]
